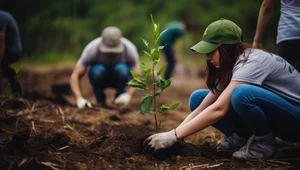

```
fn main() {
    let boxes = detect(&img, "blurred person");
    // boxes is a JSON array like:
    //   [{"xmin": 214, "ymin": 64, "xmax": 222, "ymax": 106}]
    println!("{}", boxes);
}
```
[
  {"xmin": 70, "ymin": 26, "xmax": 141, "ymax": 109},
  {"xmin": 0, "ymin": 10, "xmax": 22, "ymax": 96},
  {"xmin": 253, "ymin": 0, "xmax": 300, "ymax": 72},
  {"xmin": 143, "ymin": 19, "xmax": 300, "ymax": 159},
  {"xmin": 159, "ymin": 21, "xmax": 189, "ymax": 79}
]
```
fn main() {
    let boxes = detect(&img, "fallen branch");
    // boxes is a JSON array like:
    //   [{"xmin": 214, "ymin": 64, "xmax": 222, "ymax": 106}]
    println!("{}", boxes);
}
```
[
  {"xmin": 179, "ymin": 162, "xmax": 223, "ymax": 170},
  {"xmin": 58, "ymin": 107, "xmax": 65, "ymax": 123},
  {"xmin": 40, "ymin": 161, "xmax": 61, "ymax": 170},
  {"xmin": 30, "ymin": 121, "xmax": 36, "ymax": 135},
  {"xmin": 18, "ymin": 159, "xmax": 27, "ymax": 167},
  {"xmin": 57, "ymin": 145, "xmax": 70, "ymax": 151},
  {"xmin": 40, "ymin": 120, "xmax": 56, "ymax": 123}
]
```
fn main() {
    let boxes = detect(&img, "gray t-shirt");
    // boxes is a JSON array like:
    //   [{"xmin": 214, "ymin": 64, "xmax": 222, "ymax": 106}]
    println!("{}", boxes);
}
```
[
  {"xmin": 277, "ymin": 0, "xmax": 300, "ymax": 43},
  {"xmin": 78, "ymin": 37, "xmax": 139, "ymax": 69},
  {"xmin": 232, "ymin": 49, "xmax": 300, "ymax": 105}
]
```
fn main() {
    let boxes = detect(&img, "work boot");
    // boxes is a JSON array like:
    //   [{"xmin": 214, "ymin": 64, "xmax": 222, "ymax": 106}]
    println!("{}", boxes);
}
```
[
  {"xmin": 216, "ymin": 133, "xmax": 248, "ymax": 152},
  {"xmin": 232, "ymin": 133, "xmax": 277, "ymax": 159}
]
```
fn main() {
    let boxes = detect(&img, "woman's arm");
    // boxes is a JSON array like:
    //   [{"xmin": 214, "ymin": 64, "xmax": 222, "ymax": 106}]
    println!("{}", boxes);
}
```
[
  {"xmin": 253, "ymin": 0, "xmax": 274, "ymax": 48},
  {"xmin": 178, "ymin": 90, "xmax": 219, "ymax": 128},
  {"xmin": 143, "ymin": 81, "xmax": 245, "ymax": 153},
  {"xmin": 176, "ymin": 81, "xmax": 244, "ymax": 139}
]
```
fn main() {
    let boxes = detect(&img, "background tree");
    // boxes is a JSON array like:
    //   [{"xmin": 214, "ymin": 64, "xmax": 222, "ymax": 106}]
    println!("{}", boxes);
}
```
[{"xmin": 1, "ymin": 0, "xmax": 280, "ymax": 64}]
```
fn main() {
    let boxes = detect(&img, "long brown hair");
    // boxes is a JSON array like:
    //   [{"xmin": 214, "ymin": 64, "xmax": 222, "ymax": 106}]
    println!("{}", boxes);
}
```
[{"xmin": 206, "ymin": 43, "xmax": 251, "ymax": 93}]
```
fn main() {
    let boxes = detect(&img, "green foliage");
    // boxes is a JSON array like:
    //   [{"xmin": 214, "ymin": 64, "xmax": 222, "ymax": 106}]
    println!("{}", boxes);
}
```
[
  {"xmin": 3, "ymin": 0, "xmax": 279, "ymax": 64},
  {"xmin": 11, "ymin": 65, "xmax": 22, "ymax": 82},
  {"xmin": 128, "ymin": 14, "xmax": 180, "ymax": 132},
  {"xmin": 100, "ymin": 109, "xmax": 106, "ymax": 120},
  {"xmin": 11, "ymin": 65, "xmax": 23, "ymax": 97},
  {"xmin": 0, "ymin": 65, "xmax": 23, "ymax": 97}
]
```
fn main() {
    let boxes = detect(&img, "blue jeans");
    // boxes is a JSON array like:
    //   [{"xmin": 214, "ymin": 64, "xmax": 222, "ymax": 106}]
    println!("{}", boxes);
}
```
[
  {"xmin": 88, "ymin": 63, "xmax": 131, "ymax": 104},
  {"xmin": 162, "ymin": 45, "xmax": 175, "ymax": 79},
  {"xmin": 189, "ymin": 84, "xmax": 300, "ymax": 142}
]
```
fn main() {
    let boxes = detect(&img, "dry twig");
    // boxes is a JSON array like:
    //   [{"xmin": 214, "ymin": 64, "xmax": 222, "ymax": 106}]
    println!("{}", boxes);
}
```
[
  {"xmin": 18, "ymin": 159, "xmax": 27, "ymax": 167},
  {"xmin": 58, "ymin": 107, "xmax": 65, "ymax": 123},
  {"xmin": 30, "ymin": 121, "xmax": 36, "ymax": 135},
  {"xmin": 57, "ymin": 145, "xmax": 70, "ymax": 151},
  {"xmin": 179, "ymin": 162, "xmax": 224, "ymax": 170},
  {"xmin": 40, "ymin": 161, "xmax": 61, "ymax": 170}
]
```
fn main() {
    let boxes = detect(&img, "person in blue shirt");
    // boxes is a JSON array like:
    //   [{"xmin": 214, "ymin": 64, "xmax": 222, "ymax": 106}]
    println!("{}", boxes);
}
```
[
  {"xmin": 0, "ymin": 10, "xmax": 22, "ymax": 96},
  {"xmin": 159, "ymin": 22, "xmax": 189, "ymax": 79}
]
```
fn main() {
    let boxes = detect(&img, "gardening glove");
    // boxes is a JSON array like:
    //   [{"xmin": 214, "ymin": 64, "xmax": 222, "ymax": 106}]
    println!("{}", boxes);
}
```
[
  {"xmin": 76, "ymin": 97, "xmax": 92, "ymax": 109},
  {"xmin": 143, "ymin": 129, "xmax": 179, "ymax": 154},
  {"xmin": 113, "ymin": 93, "xmax": 131, "ymax": 106}
]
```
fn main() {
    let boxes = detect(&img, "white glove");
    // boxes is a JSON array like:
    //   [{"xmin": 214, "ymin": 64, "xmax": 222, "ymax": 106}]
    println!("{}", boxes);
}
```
[
  {"xmin": 76, "ymin": 98, "xmax": 92, "ymax": 109},
  {"xmin": 113, "ymin": 93, "xmax": 131, "ymax": 106},
  {"xmin": 143, "ymin": 129, "xmax": 179, "ymax": 154}
]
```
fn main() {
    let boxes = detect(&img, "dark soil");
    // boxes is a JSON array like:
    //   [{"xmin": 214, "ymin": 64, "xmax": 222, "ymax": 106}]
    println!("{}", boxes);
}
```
[{"xmin": 0, "ymin": 65, "xmax": 299, "ymax": 170}]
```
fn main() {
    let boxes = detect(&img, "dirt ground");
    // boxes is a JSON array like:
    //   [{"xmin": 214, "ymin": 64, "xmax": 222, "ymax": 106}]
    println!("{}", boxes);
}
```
[{"xmin": 0, "ymin": 64, "xmax": 299, "ymax": 170}]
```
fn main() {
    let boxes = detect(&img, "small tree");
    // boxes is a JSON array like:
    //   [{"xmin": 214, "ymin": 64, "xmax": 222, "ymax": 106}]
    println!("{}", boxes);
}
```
[
  {"xmin": 0, "ymin": 65, "xmax": 22, "ymax": 97},
  {"xmin": 128, "ymin": 14, "xmax": 179, "ymax": 133}
]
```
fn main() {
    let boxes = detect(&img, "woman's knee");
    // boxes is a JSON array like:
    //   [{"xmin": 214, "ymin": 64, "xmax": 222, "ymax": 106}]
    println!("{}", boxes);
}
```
[
  {"xmin": 231, "ymin": 84, "xmax": 255, "ymax": 104},
  {"xmin": 189, "ymin": 89, "xmax": 209, "ymax": 111}
]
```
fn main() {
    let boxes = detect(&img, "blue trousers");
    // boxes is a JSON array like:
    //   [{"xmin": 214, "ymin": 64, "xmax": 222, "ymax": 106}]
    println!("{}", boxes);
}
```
[
  {"xmin": 162, "ymin": 45, "xmax": 175, "ymax": 79},
  {"xmin": 189, "ymin": 84, "xmax": 300, "ymax": 142},
  {"xmin": 88, "ymin": 63, "xmax": 131, "ymax": 104}
]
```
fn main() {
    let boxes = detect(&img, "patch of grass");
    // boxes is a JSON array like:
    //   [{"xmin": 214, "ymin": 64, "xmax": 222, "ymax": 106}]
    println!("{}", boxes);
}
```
[{"xmin": 21, "ymin": 52, "xmax": 77, "ymax": 66}]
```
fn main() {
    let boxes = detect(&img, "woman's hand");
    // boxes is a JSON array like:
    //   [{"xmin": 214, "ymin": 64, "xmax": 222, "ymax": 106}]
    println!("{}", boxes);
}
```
[{"xmin": 143, "ymin": 129, "xmax": 178, "ymax": 154}]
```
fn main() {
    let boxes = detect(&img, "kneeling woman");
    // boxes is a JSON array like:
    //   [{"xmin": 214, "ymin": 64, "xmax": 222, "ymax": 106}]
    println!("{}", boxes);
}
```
[{"xmin": 143, "ymin": 19, "xmax": 300, "ymax": 159}]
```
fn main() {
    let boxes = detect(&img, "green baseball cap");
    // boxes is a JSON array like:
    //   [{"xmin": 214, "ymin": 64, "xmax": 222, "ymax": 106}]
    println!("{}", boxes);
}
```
[{"xmin": 191, "ymin": 18, "xmax": 242, "ymax": 54}]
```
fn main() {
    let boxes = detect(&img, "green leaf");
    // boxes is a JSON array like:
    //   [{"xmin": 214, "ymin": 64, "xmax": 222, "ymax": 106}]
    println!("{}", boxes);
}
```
[
  {"xmin": 144, "ymin": 73, "xmax": 151, "ymax": 81},
  {"xmin": 140, "ymin": 94, "xmax": 153, "ymax": 114},
  {"xmin": 140, "ymin": 62, "xmax": 151, "ymax": 74},
  {"xmin": 152, "ymin": 77, "xmax": 172, "ymax": 91},
  {"xmin": 159, "ymin": 29, "xmax": 168, "ymax": 40},
  {"xmin": 169, "ymin": 103, "xmax": 180, "ymax": 110},
  {"xmin": 159, "ymin": 104, "xmax": 170, "ymax": 113},
  {"xmin": 151, "ymin": 49, "xmax": 160, "ymax": 65},
  {"xmin": 162, "ymin": 78, "xmax": 172, "ymax": 90},
  {"xmin": 153, "ymin": 79, "xmax": 163, "ymax": 89},
  {"xmin": 11, "ymin": 65, "xmax": 22, "ymax": 75},
  {"xmin": 155, "ymin": 24, "xmax": 161, "ymax": 41},
  {"xmin": 141, "ymin": 38, "xmax": 149, "ymax": 48},
  {"xmin": 157, "ymin": 64, "xmax": 167, "ymax": 76},
  {"xmin": 159, "ymin": 103, "xmax": 180, "ymax": 113},
  {"xmin": 158, "ymin": 45, "xmax": 165, "ymax": 51},
  {"xmin": 130, "ymin": 70, "xmax": 143, "ymax": 80},
  {"xmin": 127, "ymin": 79, "xmax": 147, "ymax": 90},
  {"xmin": 154, "ymin": 92, "xmax": 161, "ymax": 97},
  {"xmin": 142, "ymin": 50, "xmax": 151, "ymax": 57}
]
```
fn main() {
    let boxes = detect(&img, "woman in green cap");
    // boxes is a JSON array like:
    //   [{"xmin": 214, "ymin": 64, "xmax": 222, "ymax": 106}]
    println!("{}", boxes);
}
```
[{"xmin": 143, "ymin": 18, "xmax": 300, "ymax": 159}]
